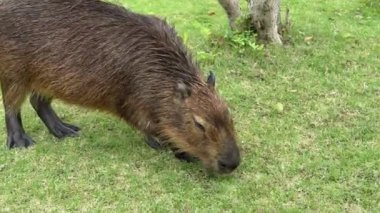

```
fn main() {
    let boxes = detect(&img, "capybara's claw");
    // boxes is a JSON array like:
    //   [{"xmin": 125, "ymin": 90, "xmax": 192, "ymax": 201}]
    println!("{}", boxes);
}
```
[
  {"xmin": 50, "ymin": 122, "xmax": 79, "ymax": 139},
  {"xmin": 63, "ymin": 122, "xmax": 81, "ymax": 132},
  {"xmin": 174, "ymin": 151, "xmax": 195, "ymax": 162},
  {"xmin": 7, "ymin": 132, "xmax": 35, "ymax": 149}
]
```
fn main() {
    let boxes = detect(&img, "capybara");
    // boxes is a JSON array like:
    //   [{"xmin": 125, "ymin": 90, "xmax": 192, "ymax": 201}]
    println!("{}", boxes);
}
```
[{"xmin": 0, "ymin": 0, "xmax": 240, "ymax": 173}]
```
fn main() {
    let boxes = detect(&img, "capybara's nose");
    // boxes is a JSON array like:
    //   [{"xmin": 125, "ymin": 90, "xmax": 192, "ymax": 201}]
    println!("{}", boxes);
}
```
[
  {"xmin": 218, "ymin": 157, "xmax": 240, "ymax": 173},
  {"xmin": 218, "ymin": 145, "xmax": 240, "ymax": 173}
]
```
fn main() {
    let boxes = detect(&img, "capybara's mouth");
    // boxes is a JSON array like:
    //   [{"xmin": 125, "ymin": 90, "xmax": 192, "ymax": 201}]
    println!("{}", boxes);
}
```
[
  {"xmin": 207, "ymin": 154, "xmax": 240, "ymax": 174},
  {"xmin": 199, "ymin": 160, "xmax": 228, "ymax": 175},
  {"xmin": 204, "ymin": 164, "xmax": 235, "ymax": 176}
]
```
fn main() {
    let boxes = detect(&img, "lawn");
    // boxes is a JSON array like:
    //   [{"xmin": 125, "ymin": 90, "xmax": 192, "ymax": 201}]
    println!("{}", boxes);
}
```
[{"xmin": 0, "ymin": 0, "xmax": 379, "ymax": 211}]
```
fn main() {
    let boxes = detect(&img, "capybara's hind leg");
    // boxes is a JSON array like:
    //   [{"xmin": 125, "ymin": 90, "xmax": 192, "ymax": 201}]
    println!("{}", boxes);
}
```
[
  {"xmin": 30, "ymin": 94, "xmax": 80, "ymax": 139},
  {"xmin": 1, "ymin": 83, "xmax": 34, "ymax": 148}
]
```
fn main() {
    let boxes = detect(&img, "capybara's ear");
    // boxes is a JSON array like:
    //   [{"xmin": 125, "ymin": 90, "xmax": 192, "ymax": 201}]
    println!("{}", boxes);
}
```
[
  {"xmin": 207, "ymin": 71, "xmax": 216, "ymax": 88},
  {"xmin": 175, "ymin": 82, "xmax": 191, "ymax": 100}
]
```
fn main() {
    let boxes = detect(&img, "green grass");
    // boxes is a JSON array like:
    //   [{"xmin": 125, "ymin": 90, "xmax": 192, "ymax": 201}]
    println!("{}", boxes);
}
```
[{"xmin": 1, "ymin": 0, "xmax": 379, "ymax": 211}]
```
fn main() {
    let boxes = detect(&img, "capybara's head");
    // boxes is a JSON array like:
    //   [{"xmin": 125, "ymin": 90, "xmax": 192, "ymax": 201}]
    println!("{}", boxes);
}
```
[{"xmin": 162, "ymin": 73, "xmax": 240, "ymax": 174}]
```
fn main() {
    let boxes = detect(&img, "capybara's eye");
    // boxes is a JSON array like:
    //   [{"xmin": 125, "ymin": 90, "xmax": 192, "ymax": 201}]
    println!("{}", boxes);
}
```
[
  {"xmin": 193, "ymin": 115, "xmax": 206, "ymax": 132},
  {"xmin": 194, "ymin": 120, "xmax": 206, "ymax": 132}
]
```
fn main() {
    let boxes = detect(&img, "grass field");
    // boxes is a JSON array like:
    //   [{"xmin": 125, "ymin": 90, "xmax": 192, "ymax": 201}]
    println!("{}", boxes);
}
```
[{"xmin": 0, "ymin": 0, "xmax": 379, "ymax": 211}]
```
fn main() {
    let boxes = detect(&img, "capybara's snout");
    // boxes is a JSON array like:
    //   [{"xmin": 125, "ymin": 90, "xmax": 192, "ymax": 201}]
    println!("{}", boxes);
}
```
[{"xmin": 217, "ymin": 141, "xmax": 240, "ymax": 173}]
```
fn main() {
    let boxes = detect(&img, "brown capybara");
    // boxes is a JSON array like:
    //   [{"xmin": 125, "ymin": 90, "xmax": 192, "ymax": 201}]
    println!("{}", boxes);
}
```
[{"xmin": 0, "ymin": 0, "xmax": 240, "ymax": 173}]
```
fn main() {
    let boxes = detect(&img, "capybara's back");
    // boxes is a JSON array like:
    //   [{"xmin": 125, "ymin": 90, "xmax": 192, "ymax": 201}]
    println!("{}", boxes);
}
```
[
  {"xmin": 1, "ymin": 0, "xmax": 183, "ymax": 111},
  {"xmin": 0, "ymin": 0, "xmax": 240, "ymax": 174}
]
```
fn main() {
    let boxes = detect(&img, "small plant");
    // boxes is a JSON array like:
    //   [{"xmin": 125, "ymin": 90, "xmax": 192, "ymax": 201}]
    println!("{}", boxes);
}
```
[
  {"xmin": 196, "ymin": 49, "xmax": 221, "ymax": 64},
  {"xmin": 224, "ymin": 31, "xmax": 263, "ymax": 54}
]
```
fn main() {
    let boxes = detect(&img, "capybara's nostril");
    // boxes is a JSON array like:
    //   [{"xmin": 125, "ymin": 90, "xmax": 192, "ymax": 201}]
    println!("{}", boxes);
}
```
[
  {"xmin": 218, "ymin": 156, "xmax": 240, "ymax": 173},
  {"xmin": 218, "ymin": 160, "xmax": 229, "ymax": 170}
]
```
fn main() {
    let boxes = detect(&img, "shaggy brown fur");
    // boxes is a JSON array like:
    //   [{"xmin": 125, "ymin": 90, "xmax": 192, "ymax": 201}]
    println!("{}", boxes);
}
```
[{"xmin": 0, "ymin": 0, "xmax": 240, "ymax": 173}]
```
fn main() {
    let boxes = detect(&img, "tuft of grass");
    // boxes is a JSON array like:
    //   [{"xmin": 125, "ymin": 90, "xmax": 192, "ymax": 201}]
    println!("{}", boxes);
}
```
[{"xmin": 1, "ymin": 0, "xmax": 379, "ymax": 211}]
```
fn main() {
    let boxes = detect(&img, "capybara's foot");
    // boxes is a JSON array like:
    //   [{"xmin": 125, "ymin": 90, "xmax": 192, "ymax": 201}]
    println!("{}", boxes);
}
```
[
  {"xmin": 50, "ymin": 122, "xmax": 80, "ymax": 139},
  {"xmin": 29, "ymin": 94, "xmax": 80, "ymax": 139},
  {"xmin": 172, "ymin": 149, "xmax": 195, "ymax": 162},
  {"xmin": 174, "ymin": 152, "xmax": 194, "ymax": 162},
  {"xmin": 145, "ymin": 135, "xmax": 163, "ymax": 149},
  {"xmin": 62, "ymin": 122, "xmax": 81, "ymax": 132},
  {"xmin": 7, "ymin": 132, "xmax": 35, "ymax": 149}
]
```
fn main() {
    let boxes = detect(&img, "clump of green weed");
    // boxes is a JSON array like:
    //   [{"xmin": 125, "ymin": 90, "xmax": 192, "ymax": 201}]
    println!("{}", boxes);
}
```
[
  {"xmin": 359, "ymin": 0, "xmax": 380, "ymax": 15},
  {"xmin": 223, "ymin": 31, "xmax": 263, "ymax": 54},
  {"xmin": 361, "ymin": 0, "xmax": 380, "ymax": 8}
]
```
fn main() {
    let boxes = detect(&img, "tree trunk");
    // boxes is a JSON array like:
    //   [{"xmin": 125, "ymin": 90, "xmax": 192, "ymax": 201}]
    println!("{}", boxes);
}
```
[
  {"xmin": 218, "ymin": 0, "xmax": 241, "ymax": 30},
  {"xmin": 217, "ymin": 0, "xmax": 283, "ymax": 44},
  {"xmin": 248, "ymin": 0, "xmax": 282, "ymax": 44}
]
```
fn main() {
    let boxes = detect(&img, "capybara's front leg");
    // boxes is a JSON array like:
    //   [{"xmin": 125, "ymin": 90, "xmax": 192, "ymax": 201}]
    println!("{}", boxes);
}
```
[
  {"xmin": 145, "ymin": 135, "xmax": 163, "ymax": 149},
  {"xmin": 1, "ymin": 83, "xmax": 34, "ymax": 148},
  {"xmin": 171, "ymin": 147, "xmax": 195, "ymax": 162},
  {"xmin": 145, "ymin": 133, "xmax": 194, "ymax": 162},
  {"xmin": 30, "ymin": 94, "xmax": 80, "ymax": 139}
]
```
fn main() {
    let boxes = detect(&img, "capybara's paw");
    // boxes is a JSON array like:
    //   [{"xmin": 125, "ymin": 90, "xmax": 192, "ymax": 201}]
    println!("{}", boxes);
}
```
[
  {"xmin": 50, "ymin": 122, "xmax": 79, "ymax": 139},
  {"xmin": 62, "ymin": 122, "xmax": 81, "ymax": 132},
  {"xmin": 174, "ymin": 151, "xmax": 195, "ymax": 162},
  {"xmin": 145, "ymin": 135, "xmax": 163, "ymax": 149},
  {"xmin": 7, "ymin": 132, "xmax": 35, "ymax": 149}
]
